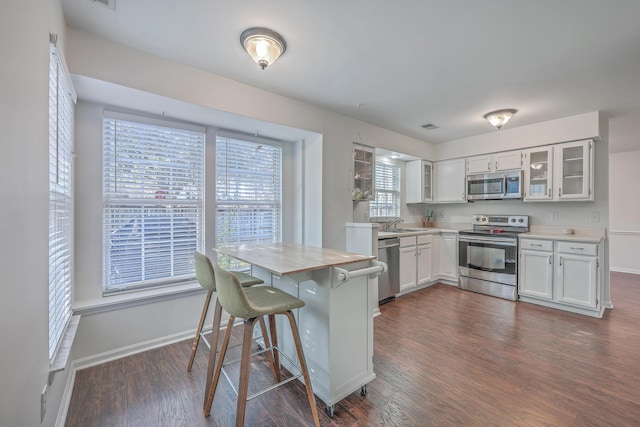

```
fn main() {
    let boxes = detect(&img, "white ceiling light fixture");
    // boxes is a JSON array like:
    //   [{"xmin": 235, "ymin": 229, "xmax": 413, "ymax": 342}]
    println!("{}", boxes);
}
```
[
  {"xmin": 483, "ymin": 109, "xmax": 517, "ymax": 130},
  {"xmin": 240, "ymin": 27, "xmax": 287, "ymax": 70}
]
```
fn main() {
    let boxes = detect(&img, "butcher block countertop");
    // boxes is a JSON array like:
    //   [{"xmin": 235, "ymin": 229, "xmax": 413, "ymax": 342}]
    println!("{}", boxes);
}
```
[{"xmin": 215, "ymin": 242, "xmax": 376, "ymax": 276}]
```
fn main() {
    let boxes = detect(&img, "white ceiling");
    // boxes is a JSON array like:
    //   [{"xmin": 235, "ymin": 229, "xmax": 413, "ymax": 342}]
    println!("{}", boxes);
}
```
[{"xmin": 62, "ymin": 0, "xmax": 640, "ymax": 153}]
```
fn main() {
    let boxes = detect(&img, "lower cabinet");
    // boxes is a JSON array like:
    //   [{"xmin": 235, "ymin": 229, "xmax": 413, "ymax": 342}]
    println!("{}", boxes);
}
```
[
  {"xmin": 399, "ymin": 235, "xmax": 432, "ymax": 293},
  {"xmin": 519, "ymin": 238, "xmax": 602, "ymax": 316}
]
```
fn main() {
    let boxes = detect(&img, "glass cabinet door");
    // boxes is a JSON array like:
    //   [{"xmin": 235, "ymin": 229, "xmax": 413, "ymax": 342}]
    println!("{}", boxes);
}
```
[
  {"xmin": 556, "ymin": 141, "xmax": 590, "ymax": 199},
  {"xmin": 422, "ymin": 161, "xmax": 432, "ymax": 201},
  {"xmin": 524, "ymin": 147, "xmax": 553, "ymax": 200},
  {"xmin": 352, "ymin": 145, "xmax": 375, "ymax": 200}
]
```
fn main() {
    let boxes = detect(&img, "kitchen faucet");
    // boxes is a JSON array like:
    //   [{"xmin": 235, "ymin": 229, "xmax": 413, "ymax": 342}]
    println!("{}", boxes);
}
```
[{"xmin": 387, "ymin": 219, "xmax": 404, "ymax": 231}]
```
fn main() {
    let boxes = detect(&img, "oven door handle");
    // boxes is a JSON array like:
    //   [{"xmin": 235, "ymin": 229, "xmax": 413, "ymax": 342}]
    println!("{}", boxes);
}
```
[{"xmin": 459, "ymin": 236, "xmax": 517, "ymax": 246}]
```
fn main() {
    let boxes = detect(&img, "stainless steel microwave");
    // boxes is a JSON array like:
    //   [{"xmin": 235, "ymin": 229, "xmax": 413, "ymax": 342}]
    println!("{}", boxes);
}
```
[{"xmin": 467, "ymin": 170, "xmax": 522, "ymax": 200}]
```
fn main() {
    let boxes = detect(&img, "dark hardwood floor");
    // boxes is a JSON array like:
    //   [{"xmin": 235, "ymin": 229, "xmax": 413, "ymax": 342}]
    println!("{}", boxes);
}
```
[{"xmin": 66, "ymin": 272, "xmax": 640, "ymax": 426}]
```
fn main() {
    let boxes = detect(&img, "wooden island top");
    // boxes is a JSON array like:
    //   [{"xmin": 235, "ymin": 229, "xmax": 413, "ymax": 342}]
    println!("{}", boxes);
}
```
[{"xmin": 216, "ymin": 242, "xmax": 375, "ymax": 276}]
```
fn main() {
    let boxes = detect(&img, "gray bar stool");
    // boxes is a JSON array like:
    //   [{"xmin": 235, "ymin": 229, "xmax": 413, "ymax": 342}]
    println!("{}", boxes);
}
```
[
  {"xmin": 204, "ymin": 265, "xmax": 320, "ymax": 427},
  {"xmin": 188, "ymin": 252, "xmax": 272, "ymax": 404}
]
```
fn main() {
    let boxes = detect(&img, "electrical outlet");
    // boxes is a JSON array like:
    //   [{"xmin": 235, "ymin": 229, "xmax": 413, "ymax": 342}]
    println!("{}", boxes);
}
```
[
  {"xmin": 550, "ymin": 212, "xmax": 559, "ymax": 222},
  {"xmin": 590, "ymin": 212, "xmax": 600, "ymax": 223},
  {"xmin": 438, "ymin": 212, "xmax": 445, "ymax": 219},
  {"xmin": 41, "ymin": 384, "xmax": 48, "ymax": 421}
]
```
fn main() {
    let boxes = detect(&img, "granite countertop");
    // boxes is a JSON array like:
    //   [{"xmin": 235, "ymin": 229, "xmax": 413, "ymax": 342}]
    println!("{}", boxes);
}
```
[{"xmin": 215, "ymin": 242, "xmax": 376, "ymax": 276}]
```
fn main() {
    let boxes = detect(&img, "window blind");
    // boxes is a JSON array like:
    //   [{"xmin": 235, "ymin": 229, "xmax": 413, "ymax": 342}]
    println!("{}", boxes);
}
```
[
  {"xmin": 370, "ymin": 161, "xmax": 401, "ymax": 218},
  {"xmin": 102, "ymin": 114, "xmax": 205, "ymax": 293},
  {"xmin": 49, "ymin": 44, "xmax": 75, "ymax": 360},
  {"xmin": 215, "ymin": 136, "xmax": 282, "ymax": 270}
]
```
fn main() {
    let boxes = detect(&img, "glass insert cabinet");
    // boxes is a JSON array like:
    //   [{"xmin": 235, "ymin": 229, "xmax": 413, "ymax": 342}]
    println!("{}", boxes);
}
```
[{"xmin": 352, "ymin": 144, "xmax": 375, "ymax": 201}]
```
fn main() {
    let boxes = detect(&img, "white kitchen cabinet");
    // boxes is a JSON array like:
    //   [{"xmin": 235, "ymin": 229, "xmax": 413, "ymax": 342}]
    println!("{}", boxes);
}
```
[
  {"xmin": 523, "ymin": 140, "xmax": 594, "ymax": 202},
  {"xmin": 433, "ymin": 158, "xmax": 467, "ymax": 203},
  {"xmin": 518, "ymin": 237, "xmax": 603, "ymax": 316},
  {"xmin": 352, "ymin": 144, "xmax": 375, "ymax": 201},
  {"xmin": 417, "ymin": 235, "xmax": 433, "ymax": 285},
  {"xmin": 523, "ymin": 147, "xmax": 553, "ymax": 200},
  {"xmin": 399, "ymin": 235, "xmax": 433, "ymax": 293},
  {"xmin": 556, "ymin": 243, "xmax": 598, "ymax": 309},
  {"xmin": 555, "ymin": 140, "xmax": 593, "ymax": 201},
  {"xmin": 439, "ymin": 233, "xmax": 458, "ymax": 281},
  {"xmin": 406, "ymin": 160, "xmax": 433, "ymax": 203},
  {"xmin": 519, "ymin": 239, "xmax": 554, "ymax": 300},
  {"xmin": 466, "ymin": 151, "xmax": 522, "ymax": 174}
]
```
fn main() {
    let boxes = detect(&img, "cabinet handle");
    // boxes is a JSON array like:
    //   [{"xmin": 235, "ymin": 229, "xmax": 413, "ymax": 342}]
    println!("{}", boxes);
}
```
[
  {"xmin": 462, "ymin": 192, "xmax": 465, "ymax": 200},
  {"xmin": 549, "ymin": 256, "xmax": 552, "ymax": 264},
  {"xmin": 531, "ymin": 244, "xmax": 542, "ymax": 247},
  {"xmin": 570, "ymin": 247, "xmax": 584, "ymax": 251},
  {"xmin": 495, "ymin": 161, "xmax": 498, "ymax": 170},
  {"xmin": 548, "ymin": 188, "xmax": 551, "ymax": 197},
  {"xmin": 559, "ymin": 256, "xmax": 563, "ymax": 266},
  {"xmin": 488, "ymin": 162, "xmax": 491, "ymax": 170},
  {"xmin": 559, "ymin": 188, "xmax": 562, "ymax": 197}
]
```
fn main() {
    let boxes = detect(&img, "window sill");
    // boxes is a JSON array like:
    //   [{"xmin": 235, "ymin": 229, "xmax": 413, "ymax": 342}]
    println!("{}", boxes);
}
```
[
  {"xmin": 50, "ymin": 314, "xmax": 80, "ymax": 374},
  {"xmin": 73, "ymin": 282, "xmax": 204, "ymax": 317}
]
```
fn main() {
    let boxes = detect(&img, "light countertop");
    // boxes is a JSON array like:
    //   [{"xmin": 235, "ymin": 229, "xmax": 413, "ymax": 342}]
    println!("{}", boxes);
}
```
[
  {"xmin": 378, "ymin": 228, "xmax": 460, "ymax": 239},
  {"xmin": 519, "ymin": 225, "xmax": 606, "ymax": 243},
  {"xmin": 215, "ymin": 242, "xmax": 376, "ymax": 276}
]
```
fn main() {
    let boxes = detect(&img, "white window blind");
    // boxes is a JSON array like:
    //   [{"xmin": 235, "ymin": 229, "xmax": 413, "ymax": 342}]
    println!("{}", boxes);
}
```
[
  {"xmin": 102, "ymin": 114, "xmax": 205, "ymax": 293},
  {"xmin": 370, "ymin": 161, "xmax": 401, "ymax": 218},
  {"xmin": 49, "ymin": 43, "xmax": 75, "ymax": 360},
  {"xmin": 215, "ymin": 136, "xmax": 282, "ymax": 269}
]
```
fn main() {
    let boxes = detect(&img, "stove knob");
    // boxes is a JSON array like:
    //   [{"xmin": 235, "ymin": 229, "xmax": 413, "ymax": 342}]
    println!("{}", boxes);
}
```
[
  {"xmin": 519, "ymin": 218, "xmax": 524, "ymax": 223},
  {"xmin": 510, "ymin": 218, "xmax": 516, "ymax": 223},
  {"xmin": 481, "ymin": 217, "xmax": 487, "ymax": 222}
]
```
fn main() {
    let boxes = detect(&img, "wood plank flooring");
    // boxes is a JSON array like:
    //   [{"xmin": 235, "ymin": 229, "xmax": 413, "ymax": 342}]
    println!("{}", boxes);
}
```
[{"xmin": 66, "ymin": 272, "xmax": 640, "ymax": 426}]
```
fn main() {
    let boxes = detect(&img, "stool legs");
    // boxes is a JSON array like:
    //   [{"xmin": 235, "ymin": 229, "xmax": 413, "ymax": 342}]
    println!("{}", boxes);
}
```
[
  {"xmin": 203, "ymin": 297, "xmax": 223, "ymax": 408},
  {"xmin": 284, "ymin": 310, "xmax": 320, "ymax": 427},
  {"xmin": 204, "ymin": 311, "xmax": 320, "ymax": 427},
  {"xmin": 187, "ymin": 290, "xmax": 213, "ymax": 372}
]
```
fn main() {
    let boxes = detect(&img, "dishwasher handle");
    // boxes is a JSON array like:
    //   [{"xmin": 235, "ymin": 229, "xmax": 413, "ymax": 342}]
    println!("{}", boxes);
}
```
[{"xmin": 378, "ymin": 242, "xmax": 400, "ymax": 249}]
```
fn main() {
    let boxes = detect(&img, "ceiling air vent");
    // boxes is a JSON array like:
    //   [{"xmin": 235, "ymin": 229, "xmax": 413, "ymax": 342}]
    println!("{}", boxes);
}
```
[
  {"xmin": 421, "ymin": 123, "xmax": 439, "ymax": 130},
  {"xmin": 92, "ymin": 0, "xmax": 116, "ymax": 10}
]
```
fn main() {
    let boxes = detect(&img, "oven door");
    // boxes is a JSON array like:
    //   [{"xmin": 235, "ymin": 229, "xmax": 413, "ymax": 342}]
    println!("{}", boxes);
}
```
[{"xmin": 458, "ymin": 235, "xmax": 517, "ymax": 285}]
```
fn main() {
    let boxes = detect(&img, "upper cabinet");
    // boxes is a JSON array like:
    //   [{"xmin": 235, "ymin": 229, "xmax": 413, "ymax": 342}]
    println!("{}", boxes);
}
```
[
  {"xmin": 406, "ymin": 160, "xmax": 433, "ymax": 203},
  {"xmin": 433, "ymin": 158, "xmax": 467, "ymax": 203},
  {"xmin": 352, "ymin": 144, "xmax": 375, "ymax": 201},
  {"xmin": 467, "ymin": 150, "xmax": 522, "ymax": 174},
  {"xmin": 523, "ymin": 140, "xmax": 593, "ymax": 202}
]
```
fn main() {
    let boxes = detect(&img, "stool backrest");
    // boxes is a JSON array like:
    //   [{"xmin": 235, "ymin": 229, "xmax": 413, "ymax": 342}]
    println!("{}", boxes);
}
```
[
  {"xmin": 194, "ymin": 251, "xmax": 216, "ymax": 291},
  {"xmin": 213, "ymin": 265, "xmax": 256, "ymax": 319}
]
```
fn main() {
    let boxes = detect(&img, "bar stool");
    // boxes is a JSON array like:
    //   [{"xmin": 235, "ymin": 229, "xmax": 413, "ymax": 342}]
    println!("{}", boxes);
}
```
[
  {"xmin": 204, "ymin": 265, "xmax": 320, "ymax": 427},
  {"xmin": 189, "ymin": 252, "xmax": 275, "ymax": 409}
]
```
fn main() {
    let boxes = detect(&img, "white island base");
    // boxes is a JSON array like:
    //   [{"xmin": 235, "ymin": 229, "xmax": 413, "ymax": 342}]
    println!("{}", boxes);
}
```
[{"xmin": 216, "ymin": 243, "xmax": 380, "ymax": 415}]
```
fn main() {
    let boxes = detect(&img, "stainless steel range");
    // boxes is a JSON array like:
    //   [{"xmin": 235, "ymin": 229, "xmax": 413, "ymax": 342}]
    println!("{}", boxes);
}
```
[{"xmin": 458, "ymin": 214, "xmax": 529, "ymax": 301}]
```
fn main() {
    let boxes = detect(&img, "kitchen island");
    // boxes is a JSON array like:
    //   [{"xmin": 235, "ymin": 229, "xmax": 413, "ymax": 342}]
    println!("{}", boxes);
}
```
[{"xmin": 216, "ymin": 243, "xmax": 383, "ymax": 415}]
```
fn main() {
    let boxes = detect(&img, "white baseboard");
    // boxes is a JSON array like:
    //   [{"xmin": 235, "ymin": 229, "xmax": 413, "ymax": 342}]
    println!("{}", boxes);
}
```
[
  {"xmin": 55, "ymin": 363, "xmax": 77, "ymax": 427},
  {"xmin": 610, "ymin": 267, "xmax": 640, "ymax": 275}
]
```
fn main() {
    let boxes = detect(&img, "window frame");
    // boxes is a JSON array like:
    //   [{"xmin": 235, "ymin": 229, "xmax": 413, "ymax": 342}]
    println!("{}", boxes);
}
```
[
  {"xmin": 370, "ymin": 159, "xmax": 402, "ymax": 219},
  {"xmin": 101, "ymin": 111, "xmax": 206, "ymax": 295},
  {"xmin": 214, "ymin": 132, "xmax": 283, "ymax": 270},
  {"xmin": 48, "ymin": 40, "xmax": 76, "ymax": 361}
]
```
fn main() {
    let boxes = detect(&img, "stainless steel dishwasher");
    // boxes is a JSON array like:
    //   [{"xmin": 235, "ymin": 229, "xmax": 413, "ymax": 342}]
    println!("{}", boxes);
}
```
[{"xmin": 377, "ymin": 237, "xmax": 400, "ymax": 303}]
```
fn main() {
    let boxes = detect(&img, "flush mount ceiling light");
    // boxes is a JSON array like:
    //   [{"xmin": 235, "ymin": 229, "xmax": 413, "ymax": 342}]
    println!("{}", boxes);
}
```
[
  {"xmin": 483, "ymin": 109, "xmax": 517, "ymax": 130},
  {"xmin": 240, "ymin": 27, "xmax": 287, "ymax": 70}
]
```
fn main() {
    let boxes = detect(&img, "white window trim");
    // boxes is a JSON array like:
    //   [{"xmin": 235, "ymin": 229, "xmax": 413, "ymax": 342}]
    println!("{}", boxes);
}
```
[{"xmin": 101, "ymin": 111, "xmax": 206, "ymax": 295}]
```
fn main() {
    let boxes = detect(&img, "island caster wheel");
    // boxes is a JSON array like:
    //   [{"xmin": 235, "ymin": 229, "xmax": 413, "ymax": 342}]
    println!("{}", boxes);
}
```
[
  {"xmin": 326, "ymin": 404, "xmax": 335, "ymax": 418},
  {"xmin": 360, "ymin": 385, "xmax": 367, "ymax": 396}
]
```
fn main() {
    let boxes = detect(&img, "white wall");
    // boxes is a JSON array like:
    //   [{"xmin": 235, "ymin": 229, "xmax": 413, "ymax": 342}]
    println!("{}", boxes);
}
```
[
  {"xmin": 609, "ymin": 150, "xmax": 640, "ymax": 273},
  {"xmin": 0, "ymin": 1, "xmax": 72, "ymax": 426}
]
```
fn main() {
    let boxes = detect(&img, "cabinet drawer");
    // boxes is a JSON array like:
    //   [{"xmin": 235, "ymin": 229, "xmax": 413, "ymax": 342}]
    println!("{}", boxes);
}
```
[
  {"xmin": 417, "ymin": 234, "xmax": 432, "ymax": 245},
  {"xmin": 520, "ymin": 239, "xmax": 553, "ymax": 251},
  {"xmin": 557, "ymin": 242, "xmax": 597, "ymax": 256},
  {"xmin": 400, "ymin": 236, "xmax": 417, "ymax": 247}
]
